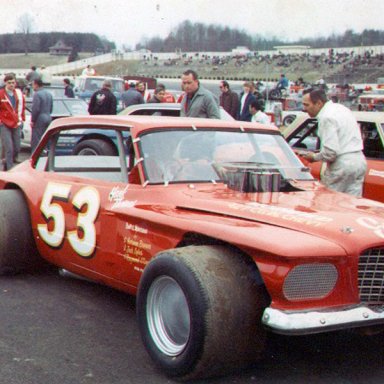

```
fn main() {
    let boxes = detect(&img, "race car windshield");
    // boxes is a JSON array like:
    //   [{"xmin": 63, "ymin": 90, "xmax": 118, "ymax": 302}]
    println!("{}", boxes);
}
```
[{"xmin": 139, "ymin": 129, "xmax": 313, "ymax": 184}]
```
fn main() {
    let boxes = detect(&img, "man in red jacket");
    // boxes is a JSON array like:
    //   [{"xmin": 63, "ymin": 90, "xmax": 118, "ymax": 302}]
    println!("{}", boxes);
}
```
[{"xmin": 0, "ymin": 73, "xmax": 25, "ymax": 170}]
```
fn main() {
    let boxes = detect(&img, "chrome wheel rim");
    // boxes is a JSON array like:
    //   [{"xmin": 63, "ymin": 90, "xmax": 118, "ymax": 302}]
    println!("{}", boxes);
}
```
[
  {"xmin": 146, "ymin": 276, "xmax": 191, "ymax": 356},
  {"xmin": 77, "ymin": 148, "xmax": 98, "ymax": 156}
]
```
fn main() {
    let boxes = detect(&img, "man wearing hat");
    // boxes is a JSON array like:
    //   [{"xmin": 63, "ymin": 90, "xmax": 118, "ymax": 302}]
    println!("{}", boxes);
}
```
[
  {"xmin": 121, "ymin": 81, "xmax": 144, "ymax": 109},
  {"xmin": 88, "ymin": 80, "xmax": 117, "ymax": 115}
]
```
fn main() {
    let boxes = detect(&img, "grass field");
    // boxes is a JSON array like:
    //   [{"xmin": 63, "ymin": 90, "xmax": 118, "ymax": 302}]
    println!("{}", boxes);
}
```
[{"xmin": 0, "ymin": 53, "xmax": 93, "ymax": 69}]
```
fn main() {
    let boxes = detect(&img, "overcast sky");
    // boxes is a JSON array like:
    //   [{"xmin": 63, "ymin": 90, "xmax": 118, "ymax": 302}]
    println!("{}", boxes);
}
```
[{"xmin": 1, "ymin": 0, "xmax": 383, "ymax": 49}]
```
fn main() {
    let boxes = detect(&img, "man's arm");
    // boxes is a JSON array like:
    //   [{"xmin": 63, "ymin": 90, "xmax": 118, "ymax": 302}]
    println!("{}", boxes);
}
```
[
  {"xmin": 230, "ymin": 93, "xmax": 239, "ymax": 118},
  {"xmin": 31, "ymin": 94, "xmax": 41, "ymax": 123},
  {"xmin": 303, "ymin": 117, "xmax": 339, "ymax": 163},
  {"xmin": 205, "ymin": 94, "xmax": 220, "ymax": 119}
]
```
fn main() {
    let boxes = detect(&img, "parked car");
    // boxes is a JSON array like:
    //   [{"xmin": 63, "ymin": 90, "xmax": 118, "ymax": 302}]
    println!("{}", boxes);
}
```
[
  {"xmin": 73, "ymin": 75, "xmax": 125, "ymax": 111},
  {"xmin": 22, "ymin": 97, "xmax": 89, "ymax": 147},
  {"xmin": 120, "ymin": 102, "xmax": 234, "ymax": 120},
  {"xmin": 2, "ymin": 115, "xmax": 384, "ymax": 379},
  {"xmin": 355, "ymin": 92, "xmax": 384, "ymax": 111},
  {"xmin": 282, "ymin": 111, "xmax": 384, "ymax": 202},
  {"xmin": 25, "ymin": 85, "xmax": 67, "ymax": 99}
]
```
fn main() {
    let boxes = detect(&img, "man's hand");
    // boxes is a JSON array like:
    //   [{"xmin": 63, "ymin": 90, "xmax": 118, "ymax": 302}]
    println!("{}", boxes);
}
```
[{"xmin": 302, "ymin": 151, "xmax": 316, "ymax": 162}]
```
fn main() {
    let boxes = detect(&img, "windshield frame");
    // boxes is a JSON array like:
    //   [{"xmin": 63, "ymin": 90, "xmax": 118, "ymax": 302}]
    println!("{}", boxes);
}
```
[{"xmin": 137, "ymin": 127, "xmax": 313, "ymax": 185}]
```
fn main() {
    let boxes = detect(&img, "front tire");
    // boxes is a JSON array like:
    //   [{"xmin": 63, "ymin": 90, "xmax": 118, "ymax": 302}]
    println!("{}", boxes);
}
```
[
  {"xmin": 137, "ymin": 245, "xmax": 268, "ymax": 380},
  {"xmin": 0, "ymin": 190, "xmax": 42, "ymax": 274}
]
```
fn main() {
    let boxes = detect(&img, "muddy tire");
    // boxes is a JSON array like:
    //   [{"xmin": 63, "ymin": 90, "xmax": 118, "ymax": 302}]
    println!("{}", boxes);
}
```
[
  {"xmin": 0, "ymin": 190, "xmax": 42, "ymax": 274},
  {"xmin": 137, "ymin": 245, "xmax": 268, "ymax": 380}
]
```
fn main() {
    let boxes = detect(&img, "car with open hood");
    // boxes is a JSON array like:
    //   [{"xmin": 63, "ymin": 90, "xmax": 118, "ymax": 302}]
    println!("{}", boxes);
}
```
[{"xmin": 2, "ymin": 115, "xmax": 384, "ymax": 380}]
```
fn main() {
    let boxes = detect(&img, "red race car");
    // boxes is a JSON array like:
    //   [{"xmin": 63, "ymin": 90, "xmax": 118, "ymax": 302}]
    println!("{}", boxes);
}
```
[{"xmin": 1, "ymin": 115, "xmax": 384, "ymax": 380}]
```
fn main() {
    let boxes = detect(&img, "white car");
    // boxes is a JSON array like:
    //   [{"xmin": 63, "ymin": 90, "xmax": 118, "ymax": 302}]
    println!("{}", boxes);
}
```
[
  {"xmin": 120, "ymin": 102, "xmax": 234, "ymax": 120},
  {"xmin": 22, "ymin": 98, "xmax": 89, "ymax": 147}
]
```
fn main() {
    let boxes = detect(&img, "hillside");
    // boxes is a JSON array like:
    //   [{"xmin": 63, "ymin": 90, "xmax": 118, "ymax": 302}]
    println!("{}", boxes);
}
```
[
  {"xmin": 82, "ymin": 53, "xmax": 384, "ymax": 85},
  {"xmin": 2, "ymin": 52, "xmax": 383, "ymax": 85}
]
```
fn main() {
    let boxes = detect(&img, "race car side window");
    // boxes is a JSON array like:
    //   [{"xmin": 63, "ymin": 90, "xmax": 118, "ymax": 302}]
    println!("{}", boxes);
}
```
[
  {"xmin": 360, "ymin": 122, "xmax": 384, "ymax": 159},
  {"xmin": 34, "ymin": 127, "xmax": 131, "ymax": 182}
]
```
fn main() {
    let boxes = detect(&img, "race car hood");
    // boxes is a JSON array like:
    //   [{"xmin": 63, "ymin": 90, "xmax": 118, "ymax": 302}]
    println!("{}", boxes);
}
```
[{"xmin": 175, "ymin": 183, "xmax": 384, "ymax": 249}]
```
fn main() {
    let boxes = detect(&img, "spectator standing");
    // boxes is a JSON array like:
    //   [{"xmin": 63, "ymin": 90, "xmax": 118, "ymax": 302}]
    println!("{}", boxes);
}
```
[
  {"xmin": 238, "ymin": 81, "xmax": 256, "ymax": 121},
  {"xmin": 180, "ymin": 69, "xmax": 220, "ymax": 119},
  {"xmin": 121, "ymin": 82, "xmax": 144, "ymax": 108},
  {"xmin": 31, "ymin": 79, "xmax": 53, "ymax": 153},
  {"xmin": 302, "ymin": 88, "xmax": 366, "ymax": 197},
  {"xmin": 63, "ymin": 78, "xmax": 75, "ymax": 98},
  {"xmin": 82, "ymin": 64, "xmax": 96, "ymax": 76},
  {"xmin": 273, "ymin": 102, "xmax": 283, "ymax": 127},
  {"xmin": 249, "ymin": 100, "xmax": 271, "ymax": 124},
  {"xmin": 0, "ymin": 74, "xmax": 25, "ymax": 170},
  {"xmin": 156, "ymin": 83, "xmax": 175, "ymax": 103},
  {"xmin": 25, "ymin": 66, "xmax": 40, "ymax": 84},
  {"xmin": 38, "ymin": 65, "xmax": 52, "ymax": 86},
  {"xmin": 219, "ymin": 80, "xmax": 239, "ymax": 119},
  {"xmin": 88, "ymin": 80, "xmax": 117, "ymax": 115},
  {"xmin": 148, "ymin": 87, "xmax": 166, "ymax": 103},
  {"xmin": 136, "ymin": 82, "xmax": 146, "ymax": 98}
]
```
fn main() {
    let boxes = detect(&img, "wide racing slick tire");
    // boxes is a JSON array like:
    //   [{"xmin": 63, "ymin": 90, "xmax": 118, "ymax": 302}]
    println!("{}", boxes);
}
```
[
  {"xmin": 73, "ymin": 138, "xmax": 116, "ymax": 156},
  {"xmin": 0, "ymin": 190, "xmax": 42, "ymax": 274},
  {"xmin": 136, "ymin": 245, "xmax": 268, "ymax": 380}
]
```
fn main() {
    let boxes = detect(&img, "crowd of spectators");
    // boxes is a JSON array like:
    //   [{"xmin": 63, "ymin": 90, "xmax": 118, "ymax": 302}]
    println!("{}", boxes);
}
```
[{"xmin": 140, "ymin": 49, "xmax": 384, "ymax": 84}]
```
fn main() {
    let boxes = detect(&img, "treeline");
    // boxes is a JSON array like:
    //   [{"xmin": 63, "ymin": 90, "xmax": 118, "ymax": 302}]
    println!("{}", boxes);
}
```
[
  {"xmin": 136, "ymin": 20, "xmax": 384, "ymax": 52},
  {"xmin": 0, "ymin": 32, "xmax": 115, "ymax": 54},
  {"xmin": 298, "ymin": 29, "xmax": 384, "ymax": 49}
]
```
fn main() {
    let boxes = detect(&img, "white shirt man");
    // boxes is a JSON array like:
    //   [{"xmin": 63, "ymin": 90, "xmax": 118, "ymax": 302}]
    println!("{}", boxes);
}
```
[
  {"xmin": 251, "ymin": 110, "xmax": 271, "ymax": 124},
  {"xmin": 249, "ymin": 100, "xmax": 271, "ymax": 125},
  {"xmin": 302, "ymin": 88, "xmax": 366, "ymax": 197}
]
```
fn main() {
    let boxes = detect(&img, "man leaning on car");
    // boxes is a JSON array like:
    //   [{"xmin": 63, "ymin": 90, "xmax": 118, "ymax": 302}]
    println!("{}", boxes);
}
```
[{"xmin": 301, "ymin": 88, "xmax": 367, "ymax": 197}]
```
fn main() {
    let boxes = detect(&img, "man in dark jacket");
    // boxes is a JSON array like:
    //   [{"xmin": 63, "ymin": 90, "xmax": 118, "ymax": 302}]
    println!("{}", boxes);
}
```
[
  {"xmin": 63, "ymin": 78, "xmax": 75, "ymax": 98},
  {"xmin": 219, "ymin": 80, "xmax": 239, "ymax": 119},
  {"xmin": 88, "ymin": 80, "xmax": 117, "ymax": 115},
  {"xmin": 147, "ymin": 86, "xmax": 165, "ymax": 103},
  {"xmin": 238, "ymin": 81, "xmax": 256, "ymax": 121}
]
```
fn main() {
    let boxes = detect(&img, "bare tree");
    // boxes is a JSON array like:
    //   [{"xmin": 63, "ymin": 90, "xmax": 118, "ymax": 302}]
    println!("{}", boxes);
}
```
[{"xmin": 17, "ymin": 13, "xmax": 35, "ymax": 55}]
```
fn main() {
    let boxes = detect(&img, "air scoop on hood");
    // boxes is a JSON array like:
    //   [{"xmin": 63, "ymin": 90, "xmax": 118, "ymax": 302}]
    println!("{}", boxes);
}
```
[{"xmin": 213, "ymin": 162, "xmax": 304, "ymax": 194}]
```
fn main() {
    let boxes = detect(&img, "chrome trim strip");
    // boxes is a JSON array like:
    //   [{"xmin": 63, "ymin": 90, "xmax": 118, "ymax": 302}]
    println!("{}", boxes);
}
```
[{"xmin": 262, "ymin": 306, "xmax": 384, "ymax": 335}]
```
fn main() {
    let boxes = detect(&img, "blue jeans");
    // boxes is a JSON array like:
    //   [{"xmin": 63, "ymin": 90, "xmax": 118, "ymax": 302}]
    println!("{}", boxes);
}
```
[{"xmin": 0, "ymin": 123, "xmax": 21, "ymax": 171}]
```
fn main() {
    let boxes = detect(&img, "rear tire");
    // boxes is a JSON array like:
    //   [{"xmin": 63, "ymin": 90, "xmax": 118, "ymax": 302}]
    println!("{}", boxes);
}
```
[
  {"xmin": 0, "ymin": 190, "xmax": 42, "ymax": 274},
  {"xmin": 137, "ymin": 245, "xmax": 268, "ymax": 380},
  {"xmin": 73, "ymin": 139, "xmax": 116, "ymax": 156}
]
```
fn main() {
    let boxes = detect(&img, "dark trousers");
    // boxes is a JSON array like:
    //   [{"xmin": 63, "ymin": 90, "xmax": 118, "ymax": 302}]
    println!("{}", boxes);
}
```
[{"xmin": 0, "ymin": 123, "xmax": 21, "ymax": 171}]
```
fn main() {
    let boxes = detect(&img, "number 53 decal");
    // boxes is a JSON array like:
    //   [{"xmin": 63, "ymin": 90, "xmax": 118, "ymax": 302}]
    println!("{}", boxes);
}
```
[{"xmin": 37, "ymin": 182, "xmax": 100, "ymax": 257}]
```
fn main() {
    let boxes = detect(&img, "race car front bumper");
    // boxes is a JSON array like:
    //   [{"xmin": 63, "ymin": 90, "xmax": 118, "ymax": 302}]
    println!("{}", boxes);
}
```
[{"xmin": 262, "ymin": 305, "xmax": 384, "ymax": 335}]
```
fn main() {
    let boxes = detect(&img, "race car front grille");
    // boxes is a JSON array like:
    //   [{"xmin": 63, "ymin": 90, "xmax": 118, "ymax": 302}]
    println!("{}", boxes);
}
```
[{"xmin": 358, "ymin": 247, "xmax": 384, "ymax": 304}]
